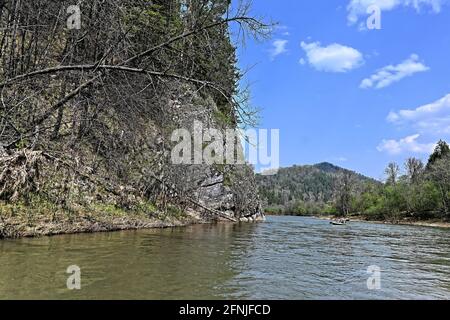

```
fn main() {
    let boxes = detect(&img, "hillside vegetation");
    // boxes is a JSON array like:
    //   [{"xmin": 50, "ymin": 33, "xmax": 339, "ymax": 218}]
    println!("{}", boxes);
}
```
[
  {"xmin": 257, "ymin": 162, "xmax": 379, "ymax": 215},
  {"xmin": 258, "ymin": 141, "xmax": 450, "ymax": 223}
]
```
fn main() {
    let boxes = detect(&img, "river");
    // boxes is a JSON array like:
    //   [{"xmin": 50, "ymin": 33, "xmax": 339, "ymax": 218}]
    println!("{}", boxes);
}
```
[{"xmin": 0, "ymin": 216, "xmax": 449, "ymax": 299}]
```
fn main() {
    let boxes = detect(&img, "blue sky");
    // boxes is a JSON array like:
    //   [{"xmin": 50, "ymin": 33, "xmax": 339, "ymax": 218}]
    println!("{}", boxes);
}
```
[{"xmin": 233, "ymin": 0, "xmax": 450, "ymax": 179}]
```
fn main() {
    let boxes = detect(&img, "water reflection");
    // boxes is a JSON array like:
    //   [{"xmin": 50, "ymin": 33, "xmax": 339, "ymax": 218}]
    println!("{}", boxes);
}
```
[
  {"xmin": 0, "ymin": 217, "xmax": 449, "ymax": 299},
  {"xmin": 0, "ymin": 223, "xmax": 257, "ymax": 299}
]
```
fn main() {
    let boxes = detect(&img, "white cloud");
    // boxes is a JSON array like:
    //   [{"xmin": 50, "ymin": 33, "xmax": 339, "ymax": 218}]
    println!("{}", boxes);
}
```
[
  {"xmin": 270, "ymin": 39, "xmax": 288, "ymax": 60},
  {"xmin": 378, "ymin": 94, "xmax": 450, "ymax": 155},
  {"xmin": 387, "ymin": 93, "xmax": 450, "ymax": 134},
  {"xmin": 377, "ymin": 134, "xmax": 436, "ymax": 154},
  {"xmin": 300, "ymin": 41, "xmax": 364, "ymax": 73},
  {"xmin": 360, "ymin": 54, "xmax": 429, "ymax": 89},
  {"xmin": 347, "ymin": 0, "xmax": 446, "ymax": 25}
]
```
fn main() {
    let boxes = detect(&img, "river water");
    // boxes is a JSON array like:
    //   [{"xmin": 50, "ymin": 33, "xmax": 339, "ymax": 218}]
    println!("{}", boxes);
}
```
[{"xmin": 0, "ymin": 216, "xmax": 449, "ymax": 299}]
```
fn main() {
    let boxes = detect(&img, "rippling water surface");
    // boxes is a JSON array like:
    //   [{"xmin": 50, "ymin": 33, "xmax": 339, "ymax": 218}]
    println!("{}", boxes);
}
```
[{"xmin": 0, "ymin": 216, "xmax": 449, "ymax": 299}]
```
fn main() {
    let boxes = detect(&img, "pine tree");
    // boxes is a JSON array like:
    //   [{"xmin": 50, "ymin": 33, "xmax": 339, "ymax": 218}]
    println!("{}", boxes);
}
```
[{"xmin": 427, "ymin": 140, "xmax": 450, "ymax": 169}]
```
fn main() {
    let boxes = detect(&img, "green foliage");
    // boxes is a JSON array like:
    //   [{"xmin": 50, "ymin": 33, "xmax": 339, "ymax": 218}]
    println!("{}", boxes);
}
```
[
  {"xmin": 258, "ymin": 141, "xmax": 450, "ymax": 221},
  {"xmin": 411, "ymin": 181, "xmax": 441, "ymax": 214},
  {"xmin": 257, "ymin": 162, "xmax": 379, "ymax": 215},
  {"xmin": 90, "ymin": 204, "xmax": 128, "ymax": 217},
  {"xmin": 214, "ymin": 109, "xmax": 234, "ymax": 125},
  {"xmin": 352, "ymin": 142, "xmax": 450, "ymax": 220},
  {"xmin": 427, "ymin": 140, "xmax": 450, "ymax": 168},
  {"xmin": 381, "ymin": 184, "xmax": 408, "ymax": 215}
]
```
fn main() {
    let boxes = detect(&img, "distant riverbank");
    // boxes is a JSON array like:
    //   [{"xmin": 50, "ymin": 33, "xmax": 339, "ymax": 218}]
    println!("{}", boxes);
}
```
[
  {"xmin": 267, "ymin": 214, "xmax": 450, "ymax": 229},
  {"xmin": 327, "ymin": 216, "xmax": 450, "ymax": 229}
]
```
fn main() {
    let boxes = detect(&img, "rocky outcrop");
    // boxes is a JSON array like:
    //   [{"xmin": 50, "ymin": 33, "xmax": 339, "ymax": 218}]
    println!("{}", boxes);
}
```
[{"xmin": 161, "ymin": 85, "xmax": 264, "ymax": 221}]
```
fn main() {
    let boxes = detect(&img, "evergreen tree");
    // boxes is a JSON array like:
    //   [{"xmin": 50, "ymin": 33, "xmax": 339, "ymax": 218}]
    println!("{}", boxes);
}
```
[{"xmin": 427, "ymin": 140, "xmax": 450, "ymax": 169}]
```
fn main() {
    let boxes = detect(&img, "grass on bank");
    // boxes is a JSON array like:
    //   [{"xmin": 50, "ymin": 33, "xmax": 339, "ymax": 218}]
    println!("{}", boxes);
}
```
[{"xmin": 0, "ymin": 194, "xmax": 192, "ymax": 239}]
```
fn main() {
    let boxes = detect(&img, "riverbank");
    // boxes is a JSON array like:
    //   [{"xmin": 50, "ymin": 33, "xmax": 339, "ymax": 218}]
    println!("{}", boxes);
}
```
[
  {"xmin": 0, "ymin": 201, "xmax": 265, "ymax": 239},
  {"xmin": 0, "ymin": 202, "xmax": 207, "ymax": 239},
  {"xmin": 351, "ymin": 217, "xmax": 450, "ymax": 229},
  {"xmin": 311, "ymin": 215, "xmax": 450, "ymax": 229},
  {"xmin": 265, "ymin": 214, "xmax": 450, "ymax": 229}
]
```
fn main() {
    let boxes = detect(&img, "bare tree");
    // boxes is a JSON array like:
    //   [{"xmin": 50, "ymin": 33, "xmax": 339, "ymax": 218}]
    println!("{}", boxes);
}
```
[
  {"xmin": 385, "ymin": 162, "xmax": 400, "ymax": 185},
  {"xmin": 335, "ymin": 171, "xmax": 354, "ymax": 216},
  {"xmin": 405, "ymin": 157, "xmax": 424, "ymax": 183}
]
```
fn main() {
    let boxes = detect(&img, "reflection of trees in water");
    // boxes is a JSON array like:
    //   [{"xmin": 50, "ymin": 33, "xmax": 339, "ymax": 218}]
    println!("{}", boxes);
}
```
[
  {"xmin": 131, "ymin": 223, "xmax": 258, "ymax": 299},
  {"xmin": 0, "ymin": 223, "xmax": 259, "ymax": 299}
]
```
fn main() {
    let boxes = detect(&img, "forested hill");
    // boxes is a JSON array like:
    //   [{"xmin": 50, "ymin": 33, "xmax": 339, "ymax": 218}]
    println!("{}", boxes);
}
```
[{"xmin": 256, "ymin": 162, "xmax": 379, "ymax": 215}]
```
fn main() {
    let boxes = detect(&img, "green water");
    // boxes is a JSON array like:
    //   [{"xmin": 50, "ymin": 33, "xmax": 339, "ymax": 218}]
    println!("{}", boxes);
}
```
[{"xmin": 0, "ymin": 216, "xmax": 449, "ymax": 299}]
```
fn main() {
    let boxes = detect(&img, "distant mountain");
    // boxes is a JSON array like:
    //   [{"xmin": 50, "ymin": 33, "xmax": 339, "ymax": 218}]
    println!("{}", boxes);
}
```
[{"xmin": 256, "ymin": 162, "xmax": 379, "ymax": 214}]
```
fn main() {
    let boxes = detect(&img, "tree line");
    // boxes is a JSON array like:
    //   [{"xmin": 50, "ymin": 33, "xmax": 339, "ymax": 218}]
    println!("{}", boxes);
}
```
[
  {"xmin": 258, "ymin": 140, "xmax": 450, "ymax": 222},
  {"xmin": 339, "ymin": 140, "xmax": 450, "ymax": 221}
]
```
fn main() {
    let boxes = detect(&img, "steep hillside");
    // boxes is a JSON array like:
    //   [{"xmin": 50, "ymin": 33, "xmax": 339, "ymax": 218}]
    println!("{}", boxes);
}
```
[{"xmin": 0, "ymin": 0, "xmax": 266, "ymax": 238}]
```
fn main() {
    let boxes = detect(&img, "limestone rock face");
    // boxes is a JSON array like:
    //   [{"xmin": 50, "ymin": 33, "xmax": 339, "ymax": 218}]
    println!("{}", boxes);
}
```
[
  {"xmin": 195, "ymin": 170, "xmax": 264, "ymax": 221},
  {"xmin": 161, "ymin": 86, "xmax": 264, "ymax": 221}
]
